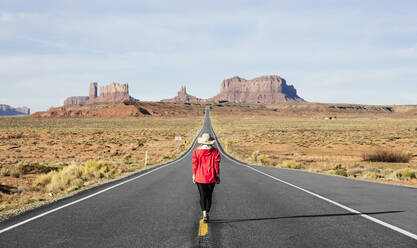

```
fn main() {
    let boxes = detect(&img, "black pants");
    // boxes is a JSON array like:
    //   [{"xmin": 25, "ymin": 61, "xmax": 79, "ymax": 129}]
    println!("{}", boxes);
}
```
[{"xmin": 196, "ymin": 183, "xmax": 216, "ymax": 212}]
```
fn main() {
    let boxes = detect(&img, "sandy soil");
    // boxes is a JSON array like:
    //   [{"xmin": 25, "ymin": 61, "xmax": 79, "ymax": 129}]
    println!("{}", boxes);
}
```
[
  {"xmin": 0, "ymin": 116, "xmax": 202, "ymax": 220},
  {"xmin": 210, "ymin": 105, "xmax": 417, "ymax": 187}
]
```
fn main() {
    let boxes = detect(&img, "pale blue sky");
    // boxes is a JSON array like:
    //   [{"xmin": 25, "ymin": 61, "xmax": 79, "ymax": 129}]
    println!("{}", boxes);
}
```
[{"xmin": 1, "ymin": 0, "xmax": 416, "ymax": 113}]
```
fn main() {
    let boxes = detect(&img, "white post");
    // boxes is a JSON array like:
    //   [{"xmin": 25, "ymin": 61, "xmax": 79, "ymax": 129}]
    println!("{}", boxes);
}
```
[{"xmin": 145, "ymin": 151, "xmax": 148, "ymax": 169}]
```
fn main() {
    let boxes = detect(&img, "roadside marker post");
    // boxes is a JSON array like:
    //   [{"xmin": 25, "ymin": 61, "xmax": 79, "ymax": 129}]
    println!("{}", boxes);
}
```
[{"xmin": 145, "ymin": 151, "xmax": 148, "ymax": 169}]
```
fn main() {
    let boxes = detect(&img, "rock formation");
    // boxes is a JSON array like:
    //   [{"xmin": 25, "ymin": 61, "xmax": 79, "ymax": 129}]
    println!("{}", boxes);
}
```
[
  {"xmin": 95, "ymin": 83, "xmax": 129, "ymax": 103},
  {"xmin": 161, "ymin": 85, "xmax": 201, "ymax": 102},
  {"xmin": 210, "ymin": 75, "xmax": 304, "ymax": 103},
  {"xmin": 64, "ymin": 96, "xmax": 89, "ymax": 105},
  {"xmin": 64, "ymin": 82, "xmax": 133, "ymax": 105},
  {"xmin": 0, "ymin": 104, "xmax": 30, "ymax": 116},
  {"xmin": 89, "ymin": 82, "xmax": 98, "ymax": 99}
]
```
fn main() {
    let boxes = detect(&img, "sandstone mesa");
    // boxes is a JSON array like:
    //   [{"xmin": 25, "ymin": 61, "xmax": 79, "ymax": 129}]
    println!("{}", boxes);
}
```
[
  {"xmin": 210, "ymin": 75, "xmax": 304, "ymax": 103},
  {"xmin": 64, "ymin": 82, "xmax": 133, "ymax": 106}
]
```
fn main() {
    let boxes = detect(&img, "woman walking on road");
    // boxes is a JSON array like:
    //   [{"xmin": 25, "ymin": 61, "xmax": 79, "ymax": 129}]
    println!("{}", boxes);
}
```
[{"xmin": 192, "ymin": 133, "xmax": 221, "ymax": 222}]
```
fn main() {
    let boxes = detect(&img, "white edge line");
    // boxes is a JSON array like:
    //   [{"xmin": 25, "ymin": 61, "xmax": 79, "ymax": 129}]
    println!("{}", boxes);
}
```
[
  {"xmin": 208, "ymin": 110, "xmax": 417, "ymax": 241},
  {"xmin": 0, "ymin": 126, "xmax": 202, "ymax": 235},
  {"xmin": 237, "ymin": 161, "xmax": 417, "ymax": 241},
  {"xmin": 0, "ymin": 162, "xmax": 171, "ymax": 234}
]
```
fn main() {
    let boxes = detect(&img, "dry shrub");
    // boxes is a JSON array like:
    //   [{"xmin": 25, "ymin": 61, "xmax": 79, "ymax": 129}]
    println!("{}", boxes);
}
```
[
  {"xmin": 251, "ymin": 151, "xmax": 260, "ymax": 163},
  {"xmin": 328, "ymin": 164, "xmax": 348, "ymax": 177},
  {"xmin": 33, "ymin": 160, "xmax": 120, "ymax": 193},
  {"xmin": 123, "ymin": 153, "xmax": 132, "ymax": 161},
  {"xmin": 250, "ymin": 150, "xmax": 272, "ymax": 165},
  {"xmin": 383, "ymin": 169, "xmax": 394, "ymax": 178},
  {"xmin": 137, "ymin": 138, "xmax": 147, "ymax": 147},
  {"xmin": 161, "ymin": 152, "xmax": 176, "ymax": 161},
  {"xmin": 125, "ymin": 164, "xmax": 145, "ymax": 173},
  {"xmin": 309, "ymin": 168, "xmax": 321, "ymax": 173},
  {"xmin": 348, "ymin": 167, "xmax": 364, "ymax": 178},
  {"xmin": 395, "ymin": 168, "xmax": 416, "ymax": 179},
  {"xmin": 257, "ymin": 154, "xmax": 271, "ymax": 166},
  {"xmin": 282, "ymin": 160, "xmax": 302, "ymax": 169},
  {"xmin": 10, "ymin": 168, "xmax": 20, "ymax": 178},
  {"xmin": 362, "ymin": 149, "xmax": 412, "ymax": 163},
  {"xmin": 364, "ymin": 172, "xmax": 383, "ymax": 179},
  {"xmin": 17, "ymin": 162, "xmax": 59, "ymax": 175},
  {"xmin": 6, "ymin": 133, "xmax": 24, "ymax": 139},
  {"xmin": 0, "ymin": 167, "xmax": 11, "ymax": 176},
  {"xmin": 35, "ymin": 173, "xmax": 52, "ymax": 186}
]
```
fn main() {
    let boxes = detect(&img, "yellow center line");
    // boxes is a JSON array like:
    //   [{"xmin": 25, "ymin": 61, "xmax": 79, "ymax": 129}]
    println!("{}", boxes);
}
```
[{"xmin": 198, "ymin": 218, "xmax": 208, "ymax": 236}]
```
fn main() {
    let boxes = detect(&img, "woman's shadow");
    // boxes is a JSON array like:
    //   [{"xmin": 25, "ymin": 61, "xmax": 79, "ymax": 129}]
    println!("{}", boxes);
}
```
[{"xmin": 207, "ymin": 210, "xmax": 404, "ymax": 224}]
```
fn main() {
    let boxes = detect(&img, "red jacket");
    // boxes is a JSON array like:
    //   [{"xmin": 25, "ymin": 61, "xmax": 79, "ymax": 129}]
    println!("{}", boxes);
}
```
[{"xmin": 192, "ymin": 147, "xmax": 220, "ymax": 183}]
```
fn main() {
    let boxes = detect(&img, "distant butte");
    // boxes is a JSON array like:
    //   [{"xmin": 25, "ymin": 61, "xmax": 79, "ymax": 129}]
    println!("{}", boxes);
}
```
[
  {"xmin": 63, "ymin": 75, "xmax": 303, "ymax": 106},
  {"xmin": 162, "ymin": 75, "xmax": 304, "ymax": 104},
  {"xmin": 0, "ymin": 104, "xmax": 30, "ymax": 116},
  {"xmin": 209, "ymin": 75, "xmax": 304, "ymax": 103},
  {"xmin": 64, "ymin": 82, "xmax": 135, "ymax": 105},
  {"xmin": 161, "ymin": 85, "xmax": 201, "ymax": 103}
]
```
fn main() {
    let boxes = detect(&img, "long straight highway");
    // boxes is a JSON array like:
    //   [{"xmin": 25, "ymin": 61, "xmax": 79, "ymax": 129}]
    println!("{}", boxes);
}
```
[{"xmin": 1, "ymin": 107, "xmax": 416, "ymax": 247}]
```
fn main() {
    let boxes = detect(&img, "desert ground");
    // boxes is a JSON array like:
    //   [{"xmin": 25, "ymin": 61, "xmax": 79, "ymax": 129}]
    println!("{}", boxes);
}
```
[
  {"xmin": 210, "ymin": 104, "xmax": 417, "ymax": 187},
  {"xmin": 1, "ymin": 101, "xmax": 416, "ymax": 221},
  {"xmin": 0, "ymin": 116, "xmax": 202, "ymax": 220}
]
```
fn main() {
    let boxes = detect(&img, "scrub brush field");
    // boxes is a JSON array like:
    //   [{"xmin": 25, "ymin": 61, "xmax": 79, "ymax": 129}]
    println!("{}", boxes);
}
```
[
  {"xmin": 211, "ymin": 115, "xmax": 417, "ymax": 187},
  {"xmin": 0, "ymin": 117, "xmax": 202, "ymax": 220}
]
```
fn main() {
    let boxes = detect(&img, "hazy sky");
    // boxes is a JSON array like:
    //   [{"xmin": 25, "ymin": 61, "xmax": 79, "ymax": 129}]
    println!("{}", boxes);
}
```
[{"xmin": 1, "ymin": 0, "xmax": 416, "ymax": 113}]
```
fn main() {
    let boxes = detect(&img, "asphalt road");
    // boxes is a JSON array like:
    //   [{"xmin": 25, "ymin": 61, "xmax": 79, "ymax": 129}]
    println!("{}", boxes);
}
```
[{"xmin": 1, "ymin": 107, "xmax": 416, "ymax": 247}]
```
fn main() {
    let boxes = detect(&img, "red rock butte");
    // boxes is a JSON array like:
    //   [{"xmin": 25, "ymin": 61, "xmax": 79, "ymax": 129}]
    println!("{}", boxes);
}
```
[
  {"xmin": 209, "ymin": 75, "xmax": 304, "ymax": 103},
  {"xmin": 64, "ymin": 82, "xmax": 132, "ymax": 105},
  {"xmin": 161, "ymin": 85, "xmax": 201, "ymax": 103}
]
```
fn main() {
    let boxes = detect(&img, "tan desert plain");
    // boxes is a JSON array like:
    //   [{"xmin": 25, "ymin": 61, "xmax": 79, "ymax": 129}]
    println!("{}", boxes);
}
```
[{"xmin": 0, "ymin": 75, "xmax": 416, "ymax": 222}]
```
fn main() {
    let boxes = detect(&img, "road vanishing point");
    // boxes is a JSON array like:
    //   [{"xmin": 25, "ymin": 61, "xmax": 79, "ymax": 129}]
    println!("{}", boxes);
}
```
[{"xmin": 1, "ymin": 107, "xmax": 417, "ymax": 247}]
